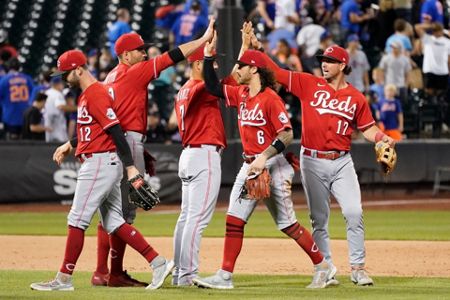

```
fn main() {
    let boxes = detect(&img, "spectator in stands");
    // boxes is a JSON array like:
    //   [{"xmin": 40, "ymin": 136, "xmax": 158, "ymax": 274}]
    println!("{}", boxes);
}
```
[
  {"xmin": 98, "ymin": 47, "xmax": 115, "ymax": 81},
  {"xmin": 0, "ymin": 58, "xmax": 34, "ymax": 140},
  {"xmin": 155, "ymin": 2, "xmax": 185, "ymax": 30},
  {"xmin": 22, "ymin": 92, "xmax": 51, "ymax": 140},
  {"xmin": 385, "ymin": 18, "xmax": 414, "ymax": 55},
  {"xmin": 31, "ymin": 70, "xmax": 52, "ymax": 103},
  {"xmin": 420, "ymin": 0, "xmax": 444, "ymax": 24},
  {"xmin": 274, "ymin": 0, "xmax": 300, "ymax": 34},
  {"xmin": 87, "ymin": 49, "xmax": 99, "ymax": 79},
  {"xmin": 393, "ymin": 0, "xmax": 413, "ymax": 23},
  {"xmin": 340, "ymin": 0, "xmax": 375, "ymax": 42},
  {"xmin": 148, "ymin": 46, "xmax": 177, "ymax": 122},
  {"xmin": 108, "ymin": 8, "xmax": 132, "ymax": 58},
  {"xmin": 146, "ymin": 101, "xmax": 169, "ymax": 144},
  {"xmin": 376, "ymin": 84, "xmax": 404, "ymax": 141},
  {"xmin": 378, "ymin": 41, "xmax": 412, "ymax": 104},
  {"xmin": 414, "ymin": 22, "xmax": 450, "ymax": 99},
  {"xmin": 308, "ymin": 30, "xmax": 334, "ymax": 76},
  {"xmin": 171, "ymin": 0, "xmax": 209, "ymax": 47},
  {"xmin": 346, "ymin": 34, "xmax": 370, "ymax": 93},
  {"xmin": 44, "ymin": 77, "xmax": 75, "ymax": 142},
  {"xmin": 0, "ymin": 29, "xmax": 18, "ymax": 59},
  {"xmin": 257, "ymin": 0, "xmax": 276, "ymax": 34},
  {"xmin": 273, "ymin": 38, "xmax": 302, "ymax": 71},
  {"xmin": 296, "ymin": 17, "xmax": 326, "ymax": 65},
  {"xmin": 0, "ymin": 50, "xmax": 12, "ymax": 78},
  {"xmin": 370, "ymin": 67, "xmax": 385, "ymax": 102}
]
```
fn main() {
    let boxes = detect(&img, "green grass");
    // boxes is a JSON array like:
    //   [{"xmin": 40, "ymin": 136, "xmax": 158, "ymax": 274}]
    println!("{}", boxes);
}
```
[
  {"xmin": 1, "ymin": 270, "xmax": 449, "ymax": 300},
  {"xmin": 1, "ymin": 210, "xmax": 450, "ymax": 240}
]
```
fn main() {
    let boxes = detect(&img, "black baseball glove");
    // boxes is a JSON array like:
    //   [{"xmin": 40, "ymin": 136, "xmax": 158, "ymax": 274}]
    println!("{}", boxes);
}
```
[{"xmin": 128, "ymin": 174, "xmax": 160, "ymax": 210}]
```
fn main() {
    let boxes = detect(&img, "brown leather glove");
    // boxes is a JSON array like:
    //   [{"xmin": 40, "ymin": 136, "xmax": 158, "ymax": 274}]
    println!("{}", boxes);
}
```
[{"xmin": 243, "ymin": 168, "xmax": 271, "ymax": 200}]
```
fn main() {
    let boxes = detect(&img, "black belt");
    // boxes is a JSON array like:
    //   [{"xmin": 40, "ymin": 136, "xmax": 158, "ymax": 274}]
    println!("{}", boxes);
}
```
[{"xmin": 303, "ymin": 149, "xmax": 348, "ymax": 160}]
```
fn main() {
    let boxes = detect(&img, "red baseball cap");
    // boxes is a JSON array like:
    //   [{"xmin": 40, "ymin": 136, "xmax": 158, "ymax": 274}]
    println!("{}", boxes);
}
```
[
  {"xmin": 51, "ymin": 50, "xmax": 87, "ymax": 77},
  {"xmin": 316, "ymin": 45, "xmax": 349, "ymax": 64},
  {"xmin": 115, "ymin": 33, "xmax": 153, "ymax": 56},
  {"xmin": 187, "ymin": 45, "xmax": 216, "ymax": 63},
  {"xmin": 237, "ymin": 50, "xmax": 267, "ymax": 68}
]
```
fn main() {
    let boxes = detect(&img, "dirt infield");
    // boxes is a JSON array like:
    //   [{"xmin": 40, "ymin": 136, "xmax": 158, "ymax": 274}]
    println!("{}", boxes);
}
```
[
  {"xmin": 1, "ymin": 235, "xmax": 449, "ymax": 277},
  {"xmin": 1, "ymin": 199, "xmax": 450, "ymax": 277}
]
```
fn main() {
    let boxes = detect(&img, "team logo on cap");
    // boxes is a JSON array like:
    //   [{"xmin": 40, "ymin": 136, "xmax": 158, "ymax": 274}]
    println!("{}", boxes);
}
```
[
  {"xmin": 106, "ymin": 108, "xmax": 117, "ymax": 120},
  {"xmin": 326, "ymin": 47, "xmax": 334, "ymax": 53}
]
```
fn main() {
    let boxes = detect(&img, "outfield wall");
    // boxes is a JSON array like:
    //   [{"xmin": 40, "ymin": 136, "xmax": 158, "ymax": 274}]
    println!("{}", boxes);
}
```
[{"xmin": 1, "ymin": 139, "xmax": 450, "ymax": 203}]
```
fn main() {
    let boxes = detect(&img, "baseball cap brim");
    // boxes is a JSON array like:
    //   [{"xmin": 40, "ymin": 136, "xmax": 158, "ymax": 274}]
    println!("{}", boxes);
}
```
[
  {"xmin": 50, "ymin": 69, "xmax": 69, "ymax": 77},
  {"xmin": 134, "ymin": 43, "xmax": 154, "ymax": 51},
  {"xmin": 316, "ymin": 54, "xmax": 343, "ymax": 63}
]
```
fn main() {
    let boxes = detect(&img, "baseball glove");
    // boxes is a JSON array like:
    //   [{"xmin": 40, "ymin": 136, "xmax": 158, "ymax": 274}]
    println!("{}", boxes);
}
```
[
  {"xmin": 374, "ymin": 141, "xmax": 397, "ymax": 175},
  {"xmin": 128, "ymin": 174, "xmax": 160, "ymax": 210},
  {"xmin": 143, "ymin": 149, "xmax": 156, "ymax": 176},
  {"xmin": 243, "ymin": 169, "xmax": 271, "ymax": 200}
]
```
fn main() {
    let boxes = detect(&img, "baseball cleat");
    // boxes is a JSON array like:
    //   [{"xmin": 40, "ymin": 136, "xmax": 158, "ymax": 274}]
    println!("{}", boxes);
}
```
[
  {"xmin": 325, "ymin": 264, "xmax": 339, "ymax": 287},
  {"xmin": 350, "ymin": 268, "xmax": 374, "ymax": 286},
  {"xmin": 306, "ymin": 260, "xmax": 338, "ymax": 289},
  {"xmin": 192, "ymin": 269, "xmax": 234, "ymax": 289},
  {"xmin": 30, "ymin": 272, "xmax": 74, "ymax": 291},
  {"xmin": 91, "ymin": 271, "xmax": 109, "ymax": 286},
  {"xmin": 108, "ymin": 270, "xmax": 148, "ymax": 287},
  {"xmin": 146, "ymin": 257, "xmax": 175, "ymax": 290}
]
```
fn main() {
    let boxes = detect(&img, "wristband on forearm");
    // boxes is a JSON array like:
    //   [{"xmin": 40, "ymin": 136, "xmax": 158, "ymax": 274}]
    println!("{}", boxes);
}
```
[
  {"xmin": 271, "ymin": 138, "xmax": 286, "ymax": 154},
  {"xmin": 69, "ymin": 137, "xmax": 78, "ymax": 148}
]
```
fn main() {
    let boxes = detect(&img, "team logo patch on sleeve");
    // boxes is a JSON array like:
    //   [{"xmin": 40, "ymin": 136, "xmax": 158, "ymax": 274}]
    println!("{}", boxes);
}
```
[
  {"xmin": 278, "ymin": 112, "xmax": 289, "ymax": 124},
  {"xmin": 106, "ymin": 108, "xmax": 117, "ymax": 120}
]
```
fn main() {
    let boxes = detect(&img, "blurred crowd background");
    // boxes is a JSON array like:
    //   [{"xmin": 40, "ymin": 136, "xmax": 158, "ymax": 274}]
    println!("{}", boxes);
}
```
[{"xmin": 0, "ymin": 0, "xmax": 449, "ymax": 144}]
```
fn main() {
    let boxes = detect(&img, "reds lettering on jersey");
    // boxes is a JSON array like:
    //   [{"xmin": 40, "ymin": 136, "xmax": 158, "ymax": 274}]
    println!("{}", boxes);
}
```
[
  {"xmin": 103, "ymin": 52, "xmax": 174, "ymax": 134},
  {"xmin": 223, "ymin": 84, "xmax": 291, "ymax": 156},
  {"xmin": 285, "ymin": 72, "xmax": 374, "ymax": 151},
  {"xmin": 75, "ymin": 82, "xmax": 119, "ymax": 157},
  {"xmin": 175, "ymin": 79, "xmax": 226, "ymax": 147}
]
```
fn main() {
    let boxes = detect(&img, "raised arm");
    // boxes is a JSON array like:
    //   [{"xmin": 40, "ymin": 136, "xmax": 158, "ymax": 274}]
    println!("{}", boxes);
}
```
[
  {"xmin": 203, "ymin": 30, "xmax": 225, "ymax": 98},
  {"xmin": 178, "ymin": 17, "xmax": 215, "ymax": 58}
]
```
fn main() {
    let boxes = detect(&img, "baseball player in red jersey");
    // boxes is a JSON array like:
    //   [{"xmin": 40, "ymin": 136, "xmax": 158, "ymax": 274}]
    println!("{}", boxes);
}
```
[
  {"xmin": 260, "ymin": 41, "xmax": 395, "ymax": 286},
  {"xmin": 171, "ymin": 45, "xmax": 227, "ymax": 286},
  {"xmin": 30, "ymin": 50, "xmax": 173, "ymax": 291},
  {"xmin": 192, "ymin": 27, "xmax": 333, "ymax": 290},
  {"xmin": 90, "ymin": 20, "xmax": 216, "ymax": 286}
]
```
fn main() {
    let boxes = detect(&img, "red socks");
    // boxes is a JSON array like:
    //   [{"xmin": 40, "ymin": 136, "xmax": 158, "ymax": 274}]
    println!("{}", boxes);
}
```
[
  {"xmin": 109, "ymin": 233, "xmax": 127, "ymax": 275},
  {"xmin": 282, "ymin": 222, "xmax": 323, "ymax": 265},
  {"xmin": 114, "ymin": 223, "xmax": 158, "ymax": 263},
  {"xmin": 221, "ymin": 215, "xmax": 246, "ymax": 273},
  {"xmin": 95, "ymin": 223, "xmax": 110, "ymax": 274},
  {"xmin": 60, "ymin": 226, "xmax": 85, "ymax": 275}
]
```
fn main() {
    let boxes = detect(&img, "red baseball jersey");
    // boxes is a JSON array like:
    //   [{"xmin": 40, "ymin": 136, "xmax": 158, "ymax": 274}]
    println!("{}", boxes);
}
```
[
  {"xmin": 175, "ymin": 79, "xmax": 226, "ymax": 148},
  {"xmin": 75, "ymin": 82, "xmax": 120, "ymax": 157},
  {"xmin": 103, "ymin": 52, "xmax": 174, "ymax": 134},
  {"xmin": 280, "ymin": 71, "xmax": 374, "ymax": 151},
  {"xmin": 223, "ymin": 84, "xmax": 291, "ymax": 156}
]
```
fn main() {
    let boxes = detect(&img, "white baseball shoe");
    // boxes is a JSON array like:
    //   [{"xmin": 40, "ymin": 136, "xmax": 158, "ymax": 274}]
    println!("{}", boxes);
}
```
[
  {"xmin": 146, "ymin": 256, "xmax": 175, "ymax": 290},
  {"xmin": 30, "ymin": 272, "xmax": 74, "ymax": 291},
  {"xmin": 306, "ymin": 260, "xmax": 338, "ymax": 289},
  {"xmin": 193, "ymin": 269, "xmax": 234, "ymax": 289},
  {"xmin": 351, "ymin": 268, "xmax": 374, "ymax": 286}
]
